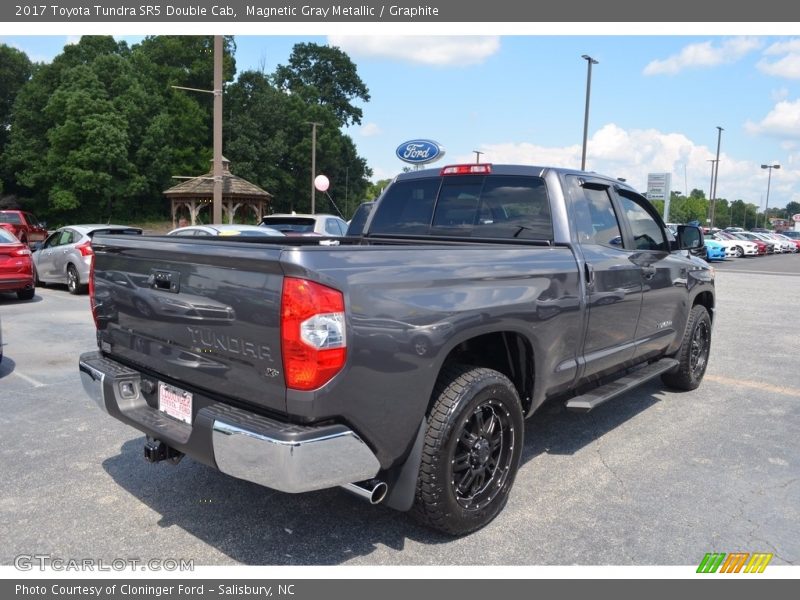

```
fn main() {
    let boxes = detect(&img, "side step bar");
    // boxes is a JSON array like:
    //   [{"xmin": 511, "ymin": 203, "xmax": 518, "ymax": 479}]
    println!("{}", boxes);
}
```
[{"xmin": 566, "ymin": 358, "xmax": 679, "ymax": 413}]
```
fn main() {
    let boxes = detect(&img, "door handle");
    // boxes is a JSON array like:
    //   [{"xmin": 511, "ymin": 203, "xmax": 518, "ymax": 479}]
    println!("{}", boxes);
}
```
[
  {"xmin": 641, "ymin": 265, "xmax": 656, "ymax": 280},
  {"xmin": 584, "ymin": 263, "xmax": 595, "ymax": 288}
]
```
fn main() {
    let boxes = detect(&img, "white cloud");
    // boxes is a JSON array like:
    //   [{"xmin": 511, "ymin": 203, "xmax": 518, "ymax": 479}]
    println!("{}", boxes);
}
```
[
  {"xmin": 65, "ymin": 35, "xmax": 81, "ymax": 46},
  {"xmin": 448, "ymin": 123, "xmax": 798, "ymax": 208},
  {"xmin": 327, "ymin": 36, "xmax": 500, "ymax": 67},
  {"xmin": 360, "ymin": 122, "xmax": 382, "ymax": 137},
  {"xmin": 643, "ymin": 37, "xmax": 762, "ymax": 76},
  {"xmin": 745, "ymin": 99, "xmax": 800, "ymax": 138},
  {"xmin": 753, "ymin": 39, "xmax": 800, "ymax": 79},
  {"xmin": 763, "ymin": 39, "xmax": 800, "ymax": 55}
]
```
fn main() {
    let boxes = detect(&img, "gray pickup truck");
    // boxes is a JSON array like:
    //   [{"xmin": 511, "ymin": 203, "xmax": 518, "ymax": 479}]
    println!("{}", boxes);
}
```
[{"xmin": 79, "ymin": 164, "xmax": 714, "ymax": 535}]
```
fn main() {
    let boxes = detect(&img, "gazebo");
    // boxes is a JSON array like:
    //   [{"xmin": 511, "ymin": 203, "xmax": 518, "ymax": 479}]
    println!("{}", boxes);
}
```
[{"xmin": 164, "ymin": 157, "xmax": 273, "ymax": 227}]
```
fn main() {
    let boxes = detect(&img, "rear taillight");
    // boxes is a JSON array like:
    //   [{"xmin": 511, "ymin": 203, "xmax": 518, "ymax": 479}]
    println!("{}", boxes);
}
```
[
  {"xmin": 75, "ymin": 240, "xmax": 94, "ymax": 257},
  {"xmin": 11, "ymin": 246, "xmax": 31, "ymax": 257},
  {"xmin": 440, "ymin": 163, "xmax": 492, "ymax": 176},
  {"xmin": 88, "ymin": 253, "xmax": 98, "ymax": 329},
  {"xmin": 281, "ymin": 277, "xmax": 346, "ymax": 391}
]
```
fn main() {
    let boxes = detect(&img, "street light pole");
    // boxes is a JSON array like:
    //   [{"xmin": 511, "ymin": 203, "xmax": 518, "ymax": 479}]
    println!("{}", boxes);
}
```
[
  {"xmin": 473, "ymin": 150, "xmax": 484, "ymax": 164},
  {"xmin": 707, "ymin": 159, "xmax": 717, "ymax": 225},
  {"xmin": 761, "ymin": 163, "xmax": 780, "ymax": 228},
  {"xmin": 710, "ymin": 126, "xmax": 723, "ymax": 229},
  {"xmin": 581, "ymin": 55, "xmax": 598, "ymax": 171}
]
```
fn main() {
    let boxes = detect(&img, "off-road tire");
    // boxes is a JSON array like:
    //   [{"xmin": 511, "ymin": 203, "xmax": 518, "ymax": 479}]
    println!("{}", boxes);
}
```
[
  {"xmin": 412, "ymin": 364, "xmax": 524, "ymax": 536},
  {"xmin": 661, "ymin": 304, "xmax": 712, "ymax": 391}
]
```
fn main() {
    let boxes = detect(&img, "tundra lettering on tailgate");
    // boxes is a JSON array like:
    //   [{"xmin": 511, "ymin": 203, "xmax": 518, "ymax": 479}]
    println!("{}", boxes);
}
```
[{"xmin": 187, "ymin": 326, "xmax": 274, "ymax": 362}]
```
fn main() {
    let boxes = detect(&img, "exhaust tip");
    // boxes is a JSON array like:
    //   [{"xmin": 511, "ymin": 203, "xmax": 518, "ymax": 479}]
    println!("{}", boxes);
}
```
[
  {"xmin": 369, "ymin": 481, "xmax": 388, "ymax": 505},
  {"xmin": 341, "ymin": 480, "xmax": 388, "ymax": 505}
]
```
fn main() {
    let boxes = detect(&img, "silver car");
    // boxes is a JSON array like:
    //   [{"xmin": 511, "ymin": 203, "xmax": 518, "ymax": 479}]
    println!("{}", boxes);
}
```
[
  {"xmin": 32, "ymin": 224, "xmax": 142, "ymax": 294},
  {"xmin": 167, "ymin": 224, "xmax": 284, "ymax": 237}
]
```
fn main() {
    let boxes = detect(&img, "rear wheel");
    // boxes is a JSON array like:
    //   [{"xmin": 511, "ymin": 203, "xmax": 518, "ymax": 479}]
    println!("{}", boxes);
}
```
[
  {"xmin": 412, "ymin": 364, "xmax": 524, "ymax": 536},
  {"xmin": 17, "ymin": 287, "xmax": 35, "ymax": 301},
  {"xmin": 66, "ymin": 264, "xmax": 83, "ymax": 295},
  {"xmin": 33, "ymin": 265, "xmax": 44, "ymax": 286},
  {"xmin": 662, "ymin": 304, "xmax": 712, "ymax": 391}
]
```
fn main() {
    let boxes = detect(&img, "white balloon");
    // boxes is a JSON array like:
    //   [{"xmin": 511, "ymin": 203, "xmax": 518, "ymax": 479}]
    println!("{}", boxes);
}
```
[{"xmin": 314, "ymin": 174, "xmax": 330, "ymax": 192}]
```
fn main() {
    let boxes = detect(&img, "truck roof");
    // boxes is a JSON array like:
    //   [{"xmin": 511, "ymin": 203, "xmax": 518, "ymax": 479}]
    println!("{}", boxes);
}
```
[{"xmin": 395, "ymin": 164, "xmax": 637, "ymax": 193}]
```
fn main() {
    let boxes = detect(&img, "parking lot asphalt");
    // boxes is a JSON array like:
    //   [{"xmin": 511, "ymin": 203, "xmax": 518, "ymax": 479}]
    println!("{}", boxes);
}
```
[{"xmin": 1, "ymin": 255, "xmax": 798, "ymax": 567}]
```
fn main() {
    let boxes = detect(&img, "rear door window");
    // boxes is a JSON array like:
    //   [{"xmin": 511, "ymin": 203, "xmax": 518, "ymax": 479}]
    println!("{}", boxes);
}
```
[{"xmin": 573, "ymin": 186, "xmax": 624, "ymax": 248}]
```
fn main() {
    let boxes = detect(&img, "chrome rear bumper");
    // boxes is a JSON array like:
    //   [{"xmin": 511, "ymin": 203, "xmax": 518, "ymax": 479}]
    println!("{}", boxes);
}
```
[{"xmin": 79, "ymin": 351, "xmax": 380, "ymax": 493}]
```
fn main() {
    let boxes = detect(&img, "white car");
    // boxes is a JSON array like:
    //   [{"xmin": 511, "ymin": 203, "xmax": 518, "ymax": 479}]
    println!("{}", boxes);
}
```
[
  {"xmin": 260, "ymin": 213, "xmax": 349, "ymax": 237},
  {"xmin": 753, "ymin": 232, "xmax": 792, "ymax": 253},
  {"xmin": 762, "ymin": 233, "xmax": 797, "ymax": 253},
  {"xmin": 710, "ymin": 232, "xmax": 758, "ymax": 257}
]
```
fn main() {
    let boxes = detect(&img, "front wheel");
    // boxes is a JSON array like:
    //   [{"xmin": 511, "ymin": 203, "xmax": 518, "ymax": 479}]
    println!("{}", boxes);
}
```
[
  {"xmin": 734, "ymin": 246, "xmax": 744, "ymax": 258},
  {"xmin": 412, "ymin": 364, "xmax": 524, "ymax": 536},
  {"xmin": 661, "ymin": 304, "xmax": 712, "ymax": 391}
]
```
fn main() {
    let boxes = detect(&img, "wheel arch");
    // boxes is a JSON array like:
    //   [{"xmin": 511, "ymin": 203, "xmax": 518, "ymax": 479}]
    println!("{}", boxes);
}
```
[
  {"xmin": 693, "ymin": 290, "xmax": 715, "ymax": 324},
  {"xmin": 433, "ymin": 330, "xmax": 535, "ymax": 416}
]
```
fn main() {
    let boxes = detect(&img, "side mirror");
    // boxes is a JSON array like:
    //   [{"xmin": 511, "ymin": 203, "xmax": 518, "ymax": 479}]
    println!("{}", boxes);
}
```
[{"xmin": 677, "ymin": 225, "xmax": 704, "ymax": 253}]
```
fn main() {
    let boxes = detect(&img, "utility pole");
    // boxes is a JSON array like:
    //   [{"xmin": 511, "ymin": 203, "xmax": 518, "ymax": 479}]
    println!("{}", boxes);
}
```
[
  {"xmin": 212, "ymin": 35, "xmax": 223, "ymax": 224},
  {"xmin": 710, "ymin": 126, "xmax": 723, "ymax": 228},
  {"xmin": 307, "ymin": 121, "xmax": 322, "ymax": 214},
  {"xmin": 473, "ymin": 150, "xmax": 484, "ymax": 164}
]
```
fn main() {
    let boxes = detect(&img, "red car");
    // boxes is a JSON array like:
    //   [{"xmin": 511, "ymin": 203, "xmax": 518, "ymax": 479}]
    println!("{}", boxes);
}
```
[
  {"xmin": 0, "ymin": 209, "xmax": 48, "ymax": 246},
  {"xmin": 731, "ymin": 232, "xmax": 767, "ymax": 255},
  {"xmin": 0, "ymin": 227, "xmax": 35, "ymax": 300}
]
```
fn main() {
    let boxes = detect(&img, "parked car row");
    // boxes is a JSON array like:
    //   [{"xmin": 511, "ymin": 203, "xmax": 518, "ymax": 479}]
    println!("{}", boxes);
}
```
[{"xmin": 695, "ymin": 227, "xmax": 800, "ymax": 262}]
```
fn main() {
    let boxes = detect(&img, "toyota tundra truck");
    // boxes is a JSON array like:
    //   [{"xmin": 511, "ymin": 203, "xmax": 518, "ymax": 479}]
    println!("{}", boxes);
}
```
[{"xmin": 79, "ymin": 164, "xmax": 714, "ymax": 535}]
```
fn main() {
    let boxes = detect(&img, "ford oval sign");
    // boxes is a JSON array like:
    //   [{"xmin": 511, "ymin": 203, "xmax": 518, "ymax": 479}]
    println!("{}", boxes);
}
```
[{"xmin": 396, "ymin": 140, "xmax": 445, "ymax": 165}]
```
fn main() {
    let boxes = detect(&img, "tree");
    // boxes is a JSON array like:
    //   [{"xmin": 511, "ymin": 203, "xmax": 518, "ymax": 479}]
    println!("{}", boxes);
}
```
[
  {"xmin": 365, "ymin": 178, "xmax": 392, "ymax": 200},
  {"xmin": 274, "ymin": 43, "xmax": 370, "ymax": 127},
  {"xmin": 224, "ymin": 69, "xmax": 371, "ymax": 215},
  {"xmin": 4, "ymin": 36, "xmax": 229, "ymax": 223},
  {"xmin": 0, "ymin": 44, "xmax": 33, "ymax": 171}
]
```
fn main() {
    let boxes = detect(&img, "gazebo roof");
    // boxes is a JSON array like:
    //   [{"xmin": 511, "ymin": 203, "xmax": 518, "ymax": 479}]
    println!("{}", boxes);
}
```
[{"xmin": 164, "ymin": 157, "xmax": 272, "ymax": 199}]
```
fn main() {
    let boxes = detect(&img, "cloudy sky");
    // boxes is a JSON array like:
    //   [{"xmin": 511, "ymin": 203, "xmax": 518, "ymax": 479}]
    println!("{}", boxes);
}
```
[{"xmin": 4, "ymin": 33, "xmax": 800, "ymax": 211}]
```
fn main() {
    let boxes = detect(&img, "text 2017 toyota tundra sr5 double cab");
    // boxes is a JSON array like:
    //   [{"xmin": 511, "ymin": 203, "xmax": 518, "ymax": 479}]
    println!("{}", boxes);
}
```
[{"xmin": 79, "ymin": 164, "xmax": 714, "ymax": 535}]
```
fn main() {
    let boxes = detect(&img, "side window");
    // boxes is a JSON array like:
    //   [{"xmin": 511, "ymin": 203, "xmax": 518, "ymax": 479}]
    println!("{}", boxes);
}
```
[
  {"xmin": 58, "ymin": 230, "xmax": 73, "ymax": 245},
  {"xmin": 575, "ymin": 187, "xmax": 624, "ymax": 248},
  {"xmin": 617, "ymin": 193, "xmax": 668, "ymax": 251},
  {"xmin": 325, "ymin": 219, "xmax": 341, "ymax": 235},
  {"xmin": 43, "ymin": 231, "xmax": 62, "ymax": 248}
]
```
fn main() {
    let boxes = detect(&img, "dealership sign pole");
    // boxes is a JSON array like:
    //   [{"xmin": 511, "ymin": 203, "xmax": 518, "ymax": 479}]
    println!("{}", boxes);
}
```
[{"xmin": 647, "ymin": 173, "xmax": 672, "ymax": 221}]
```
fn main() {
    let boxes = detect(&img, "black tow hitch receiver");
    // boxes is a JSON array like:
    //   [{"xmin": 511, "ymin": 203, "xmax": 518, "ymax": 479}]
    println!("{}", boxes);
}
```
[{"xmin": 144, "ymin": 437, "xmax": 184, "ymax": 464}]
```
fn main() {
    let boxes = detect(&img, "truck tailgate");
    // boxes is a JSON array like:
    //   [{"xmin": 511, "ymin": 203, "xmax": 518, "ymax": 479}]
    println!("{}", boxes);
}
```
[{"xmin": 91, "ymin": 235, "xmax": 287, "ymax": 415}]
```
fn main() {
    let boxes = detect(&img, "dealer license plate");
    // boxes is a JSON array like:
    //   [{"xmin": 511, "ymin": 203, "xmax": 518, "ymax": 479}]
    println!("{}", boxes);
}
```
[{"xmin": 158, "ymin": 382, "xmax": 193, "ymax": 424}]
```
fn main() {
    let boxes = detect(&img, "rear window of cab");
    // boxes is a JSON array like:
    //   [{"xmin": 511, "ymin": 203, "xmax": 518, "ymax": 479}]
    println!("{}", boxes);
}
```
[{"xmin": 368, "ymin": 175, "xmax": 553, "ymax": 241}]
